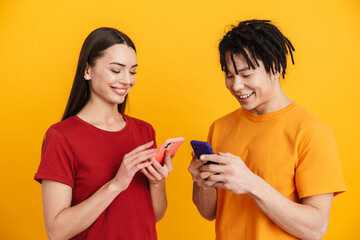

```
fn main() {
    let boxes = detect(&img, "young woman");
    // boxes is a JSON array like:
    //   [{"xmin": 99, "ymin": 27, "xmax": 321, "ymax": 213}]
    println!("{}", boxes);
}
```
[{"xmin": 35, "ymin": 27, "xmax": 173, "ymax": 240}]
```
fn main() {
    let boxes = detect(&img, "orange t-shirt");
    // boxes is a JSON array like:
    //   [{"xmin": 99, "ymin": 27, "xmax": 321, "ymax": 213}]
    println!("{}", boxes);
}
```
[{"xmin": 208, "ymin": 102, "xmax": 346, "ymax": 240}]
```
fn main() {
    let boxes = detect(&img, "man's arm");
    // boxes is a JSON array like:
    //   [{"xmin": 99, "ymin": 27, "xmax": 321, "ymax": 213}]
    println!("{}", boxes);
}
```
[
  {"xmin": 192, "ymin": 182, "xmax": 217, "ymax": 220},
  {"xmin": 250, "ymin": 174, "xmax": 333, "ymax": 240},
  {"xmin": 201, "ymin": 152, "xmax": 333, "ymax": 240},
  {"xmin": 189, "ymin": 153, "xmax": 218, "ymax": 220}
]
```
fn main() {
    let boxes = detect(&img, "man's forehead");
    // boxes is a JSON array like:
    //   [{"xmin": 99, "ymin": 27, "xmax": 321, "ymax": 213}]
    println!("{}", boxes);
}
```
[{"xmin": 225, "ymin": 53, "xmax": 251, "ymax": 68}]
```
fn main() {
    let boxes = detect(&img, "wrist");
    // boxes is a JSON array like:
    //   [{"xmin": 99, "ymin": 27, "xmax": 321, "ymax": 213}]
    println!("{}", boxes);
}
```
[
  {"xmin": 150, "ymin": 179, "xmax": 165, "ymax": 188},
  {"xmin": 247, "ymin": 173, "xmax": 265, "ymax": 199},
  {"xmin": 108, "ymin": 178, "xmax": 124, "ymax": 195},
  {"xmin": 194, "ymin": 182, "xmax": 216, "ymax": 191}
]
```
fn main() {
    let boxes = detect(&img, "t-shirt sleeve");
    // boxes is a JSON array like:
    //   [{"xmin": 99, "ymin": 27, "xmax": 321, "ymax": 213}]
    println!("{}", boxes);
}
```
[
  {"xmin": 34, "ymin": 127, "xmax": 75, "ymax": 188},
  {"xmin": 207, "ymin": 122, "xmax": 215, "ymax": 146},
  {"xmin": 295, "ymin": 125, "xmax": 346, "ymax": 199}
]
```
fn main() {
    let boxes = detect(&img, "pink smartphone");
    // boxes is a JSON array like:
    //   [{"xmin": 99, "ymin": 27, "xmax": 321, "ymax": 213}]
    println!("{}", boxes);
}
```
[{"xmin": 154, "ymin": 137, "xmax": 185, "ymax": 165}]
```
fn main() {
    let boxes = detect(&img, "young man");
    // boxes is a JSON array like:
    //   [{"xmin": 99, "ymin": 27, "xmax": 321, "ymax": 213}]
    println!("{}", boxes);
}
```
[{"xmin": 188, "ymin": 20, "xmax": 346, "ymax": 240}]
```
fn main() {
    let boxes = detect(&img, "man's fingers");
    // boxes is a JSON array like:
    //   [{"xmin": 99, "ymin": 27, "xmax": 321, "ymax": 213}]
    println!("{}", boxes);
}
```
[
  {"xmin": 200, "ymin": 154, "xmax": 225, "ymax": 164},
  {"xmin": 207, "ymin": 173, "xmax": 225, "ymax": 182},
  {"xmin": 197, "ymin": 178, "xmax": 217, "ymax": 188},
  {"xmin": 218, "ymin": 152, "xmax": 236, "ymax": 157},
  {"xmin": 212, "ymin": 182, "xmax": 225, "ymax": 189},
  {"xmin": 189, "ymin": 156, "xmax": 207, "ymax": 175},
  {"xmin": 200, "ymin": 152, "xmax": 239, "ymax": 164},
  {"xmin": 200, "ymin": 163, "xmax": 224, "ymax": 174},
  {"xmin": 195, "ymin": 171, "xmax": 216, "ymax": 182}
]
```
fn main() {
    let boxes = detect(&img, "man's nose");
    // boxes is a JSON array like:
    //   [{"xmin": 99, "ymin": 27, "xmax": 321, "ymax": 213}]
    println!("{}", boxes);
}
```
[{"xmin": 232, "ymin": 75, "xmax": 245, "ymax": 91}]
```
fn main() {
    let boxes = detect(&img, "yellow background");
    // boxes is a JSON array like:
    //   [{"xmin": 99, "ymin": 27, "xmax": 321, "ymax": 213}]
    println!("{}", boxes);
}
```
[{"xmin": 1, "ymin": 0, "xmax": 359, "ymax": 239}]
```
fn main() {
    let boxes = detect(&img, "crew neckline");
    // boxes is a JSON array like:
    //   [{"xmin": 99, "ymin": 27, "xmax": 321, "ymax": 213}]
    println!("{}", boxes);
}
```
[
  {"xmin": 72, "ymin": 114, "xmax": 129, "ymax": 134},
  {"xmin": 244, "ymin": 102, "xmax": 297, "ymax": 122}
]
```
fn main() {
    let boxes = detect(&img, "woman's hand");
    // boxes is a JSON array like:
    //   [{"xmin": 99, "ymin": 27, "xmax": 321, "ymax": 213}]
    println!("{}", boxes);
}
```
[
  {"xmin": 142, "ymin": 149, "xmax": 174, "ymax": 185},
  {"xmin": 113, "ymin": 141, "xmax": 157, "ymax": 191}
]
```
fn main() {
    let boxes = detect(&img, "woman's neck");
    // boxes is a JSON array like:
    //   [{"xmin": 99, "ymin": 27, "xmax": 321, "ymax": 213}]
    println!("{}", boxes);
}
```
[{"xmin": 77, "ymin": 97, "xmax": 126, "ymax": 131}]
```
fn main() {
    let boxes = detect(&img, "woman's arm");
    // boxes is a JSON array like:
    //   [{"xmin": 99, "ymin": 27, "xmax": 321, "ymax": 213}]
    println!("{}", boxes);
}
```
[
  {"xmin": 142, "ymin": 149, "xmax": 173, "ymax": 222},
  {"xmin": 42, "ymin": 142, "xmax": 156, "ymax": 240},
  {"xmin": 149, "ymin": 180, "xmax": 167, "ymax": 222},
  {"xmin": 43, "ymin": 179, "xmax": 123, "ymax": 240}
]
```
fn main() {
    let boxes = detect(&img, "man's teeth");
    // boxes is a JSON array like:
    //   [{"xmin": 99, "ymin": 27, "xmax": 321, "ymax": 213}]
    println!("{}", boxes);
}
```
[{"xmin": 239, "ymin": 92, "xmax": 252, "ymax": 99}]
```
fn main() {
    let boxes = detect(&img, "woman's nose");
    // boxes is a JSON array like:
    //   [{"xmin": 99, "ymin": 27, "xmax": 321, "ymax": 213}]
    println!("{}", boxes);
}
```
[{"xmin": 119, "ymin": 71, "xmax": 131, "ymax": 85}]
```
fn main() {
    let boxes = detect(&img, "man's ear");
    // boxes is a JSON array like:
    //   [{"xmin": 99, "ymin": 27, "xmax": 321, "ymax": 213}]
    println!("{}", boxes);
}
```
[
  {"xmin": 271, "ymin": 63, "xmax": 283, "ymax": 80},
  {"xmin": 84, "ymin": 63, "xmax": 91, "ymax": 80}
]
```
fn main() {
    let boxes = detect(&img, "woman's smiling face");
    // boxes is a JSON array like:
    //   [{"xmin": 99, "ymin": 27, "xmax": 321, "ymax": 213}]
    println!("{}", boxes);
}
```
[{"xmin": 85, "ymin": 44, "xmax": 138, "ymax": 106}]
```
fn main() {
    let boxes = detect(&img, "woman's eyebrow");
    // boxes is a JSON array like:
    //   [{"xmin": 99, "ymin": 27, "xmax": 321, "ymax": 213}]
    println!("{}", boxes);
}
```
[
  {"xmin": 110, "ymin": 62, "xmax": 125, "ymax": 67},
  {"xmin": 110, "ymin": 62, "xmax": 138, "ymax": 68}
]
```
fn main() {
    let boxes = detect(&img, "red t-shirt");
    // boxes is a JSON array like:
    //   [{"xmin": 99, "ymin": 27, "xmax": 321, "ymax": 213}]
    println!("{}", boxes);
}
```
[{"xmin": 35, "ymin": 114, "xmax": 158, "ymax": 240}]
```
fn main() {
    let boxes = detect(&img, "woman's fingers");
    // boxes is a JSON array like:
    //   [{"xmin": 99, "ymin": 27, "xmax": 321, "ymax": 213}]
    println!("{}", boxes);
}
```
[
  {"xmin": 126, "ymin": 148, "xmax": 157, "ymax": 169},
  {"xmin": 133, "ymin": 160, "xmax": 152, "ymax": 173},
  {"xmin": 125, "ymin": 141, "xmax": 154, "ymax": 158},
  {"xmin": 170, "ymin": 150, "xmax": 177, "ymax": 159},
  {"xmin": 141, "ymin": 167, "xmax": 156, "ymax": 182},
  {"xmin": 163, "ymin": 149, "xmax": 173, "ymax": 172},
  {"xmin": 142, "ymin": 155, "xmax": 174, "ymax": 183},
  {"xmin": 145, "ymin": 163, "xmax": 164, "ymax": 181}
]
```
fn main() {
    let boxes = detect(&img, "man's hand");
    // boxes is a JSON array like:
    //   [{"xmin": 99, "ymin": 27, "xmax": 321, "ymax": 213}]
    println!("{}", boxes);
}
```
[
  {"xmin": 199, "ymin": 152, "xmax": 257, "ymax": 194},
  {"xmin": 188, "ymin": 151, "xmax": 217, "ymax": 190}
]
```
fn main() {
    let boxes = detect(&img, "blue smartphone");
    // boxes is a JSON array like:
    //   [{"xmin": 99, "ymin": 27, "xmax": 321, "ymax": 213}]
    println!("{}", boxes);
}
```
[{"xmin": 190, "ymin": 140, "xmax": 219, "ymax": 165}]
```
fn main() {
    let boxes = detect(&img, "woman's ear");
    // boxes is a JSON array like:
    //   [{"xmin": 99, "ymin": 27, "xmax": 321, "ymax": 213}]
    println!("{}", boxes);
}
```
[{"xmin": 84, "ymin": 63, "xmax": 91, "ymax": 80}]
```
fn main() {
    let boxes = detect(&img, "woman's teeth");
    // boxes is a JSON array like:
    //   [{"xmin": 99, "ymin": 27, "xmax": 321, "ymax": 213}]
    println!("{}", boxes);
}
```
[{"xmin": 112, "ymin": 87, "xmax": 126, "ymax": 94}]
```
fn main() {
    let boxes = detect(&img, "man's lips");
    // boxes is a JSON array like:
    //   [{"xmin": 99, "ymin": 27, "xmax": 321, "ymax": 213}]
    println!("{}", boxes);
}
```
[{"xmin": 238, "ymin": 92, "xmax": 254, "ymax": 99}]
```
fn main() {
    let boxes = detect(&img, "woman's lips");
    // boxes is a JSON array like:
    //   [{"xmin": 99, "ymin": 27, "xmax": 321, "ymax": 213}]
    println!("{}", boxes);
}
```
[{"xmin": 110, "ymin": 86, "xmax": 128, "ymax": 96}]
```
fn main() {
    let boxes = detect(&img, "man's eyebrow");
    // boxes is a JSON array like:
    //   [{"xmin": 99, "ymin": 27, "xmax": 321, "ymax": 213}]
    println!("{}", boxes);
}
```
[
  {"xmin": 110, "ymin": 62, "xmax": 138, "ymax": 68},
  {"xmin": 227, "ymin": 66, "xmax": 250, "ymax": 74},
  {"xmin": 237, "ymin": 66, "xmax": 250, "ymax": 72}
]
